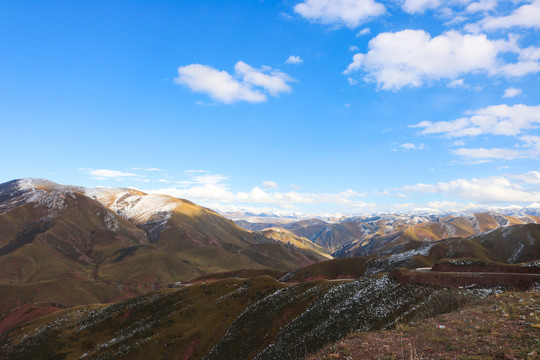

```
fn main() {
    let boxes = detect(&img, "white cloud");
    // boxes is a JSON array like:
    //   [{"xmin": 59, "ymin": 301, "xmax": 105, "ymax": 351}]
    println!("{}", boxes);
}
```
[
  {"xmin": 448, "ymin": 78, "xmax": 465, "ymax": 88},
  {"xmin": 286, "ymin": 55, "xmax": 303, "ymax": 64},
  {"xmin": 349, "ymin": 45, "xmax": 360, "ymax": 52},
  {"xmin": 139, "ymin": 170, "xmax": 366, "ymax": 209},
  {"xmin": 234, "ymin": 61, "xmax": 292, "ymax": 96},
  {"xmin": 520, "ymin": 135, "xmax": 540, "ymax": 153},
  {"xmin": 465, "ymin": 0, "xmax": 497, "ymax": 13},
  {"xmin": 294, "ymin": 0, "xmax": 386, "ymax": 28},
  {"xmin": 402, "ymin": 0, "xmax": 441, "ymax": 14},
  {"xmin": 185, "ymin": 169, "xmax": 207, "ymax": 173},
  {"xmin": 401, "ymin": 175, "xmax": 540, "ymax": 203},
  {"xmin": 344, "ymin": 30, "xmax": 540, "ymax": 90},
  {"xmin": 452, "ymin": 147, "xmax": 524, "ymax": 160},
  {"xmin": 148, "ymin": 185, "xmax": 365, "ymax": 208},
  {"xmin": 480, "ymin": 0, "xmax": 540, "ymax": 30},
  {"xmin": 263, "ymin": 180, "xmax": 279, "ymax": 189},
  {"xmin": 88, "ymin": 169, "xmax": 138, "ymax": 178},
  {"xmin": 452, "ymin": 134, "xmax": 540, "ymax": 161},
  {"xmin": 191, "ymin": 174, "xmax": 228, "ymax": 185},
  {"xmin": 144, "ymin": 168, "xmax": 163, "ymax": 172},
  {"xmin": 399, "ymin": 142, "xmax": 426, "ymax": 150},
  {"xmin": 175, "ymin": 61, "xmax": 293, "ymax": 103},
  {"xmin": 503, "ymin": 87, "xmax": 522, "ymax": 98},
  {"xmin": 356, "ymin": 27, "xmax": 371, "ymax": 36},
  {"xmin": 511, "ymin": 171, "xmax": 540, "ymax": 185},
  {"xmin": 411, "ymin": 104, "xmax": 540, "ymax": 137}
]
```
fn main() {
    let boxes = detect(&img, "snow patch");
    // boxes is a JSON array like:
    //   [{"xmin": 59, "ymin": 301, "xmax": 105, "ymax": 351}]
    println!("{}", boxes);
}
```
[{"xmin": 85, "ymin": 188, "xmax": 180, "ymax": 224}]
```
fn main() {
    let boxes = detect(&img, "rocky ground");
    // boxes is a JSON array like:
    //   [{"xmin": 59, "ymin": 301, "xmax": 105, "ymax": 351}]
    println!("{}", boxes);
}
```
[{"xmin": 308, "ymin": 289, "xmax": 540, "ymax": 360}]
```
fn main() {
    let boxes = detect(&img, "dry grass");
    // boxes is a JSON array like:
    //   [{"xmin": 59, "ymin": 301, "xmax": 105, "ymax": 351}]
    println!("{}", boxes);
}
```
[{"xmin": 308, "ymin": 290, "xmax": 540, "ymax": 360}]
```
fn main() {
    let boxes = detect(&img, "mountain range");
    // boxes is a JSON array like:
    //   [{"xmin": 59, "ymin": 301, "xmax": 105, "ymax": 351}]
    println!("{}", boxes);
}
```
[
  {"xmin": 236, "ymin": 212, "xmax": 540, "ymax": 257},
  {"xmin": 0, "ymin": 178, "xmax": 328, "ymax": 317},
  {"xmin": 1, "ymin": 178, "xmax": 540, "ymax": 359}
]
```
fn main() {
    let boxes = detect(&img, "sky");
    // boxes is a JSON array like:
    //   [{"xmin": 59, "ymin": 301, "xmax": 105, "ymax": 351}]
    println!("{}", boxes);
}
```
[{"xmin": 1, "ymin": 0, "xmax": 540, "ymax": 216}]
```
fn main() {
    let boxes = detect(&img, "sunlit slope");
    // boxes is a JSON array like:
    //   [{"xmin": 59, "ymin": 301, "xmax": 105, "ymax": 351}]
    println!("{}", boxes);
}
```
[
  {"xmin": 0, "ymin": 179, "xmax": 326, "ymax": 316},
  {"xmin": 238, "ymin": 212, "xmax": 540, "ymax": 257},
  {"xmin": 260, "ymin": 227, "xmax": 332, "ymax": 260}
]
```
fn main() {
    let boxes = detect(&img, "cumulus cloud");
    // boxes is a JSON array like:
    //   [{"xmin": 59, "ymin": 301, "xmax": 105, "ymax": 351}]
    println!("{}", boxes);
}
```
[
  {"xmin": 411, "ymin": 104, "xmax": 540, "ymax": 137},
  {"xmin": 401, "ymin": 0, "xmax": 441, "ymax": 14},
  {"xmin": 286, "ymin": 55, "xmax": 303, "ymax": 64},
  {"xmin": 401, "ymin": 175, "xmax": 540, "ymax": 203},
  {"xmin": 175, "ymin": 61, "xmax": 292, "ymax": 103},
  {"xmin": 344, "ymin": 30, "xmax": 540, "ymax": 90},
  {"xmin": 503, "ymin": 87, "xmax": 522, "ymax": 98},
  {"xmin": 479, "ymin": 0, "xmax": 540, "ymax": 30},
  {"xmin": 234, "ymin": 61, "xmax": 292, "ymax": 96},
  {"xmin": 294, "ymin": 0, "xmax": 386, "ymax": 28}
]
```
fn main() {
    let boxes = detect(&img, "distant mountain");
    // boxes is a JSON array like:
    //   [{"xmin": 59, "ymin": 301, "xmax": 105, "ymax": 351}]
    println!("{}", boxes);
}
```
[
  {"xmin": 260, "ymin": 227, "xmax": 332, "ymax": 260},
  {"xmin": 0, "ymin": 178, "xmax": 328, "ymax": 316},
  {"xmin": 279, "ymin": 223, "xmax": 540, "ymax": 282},
  {"xmin": 237, "ymin": 212, "xmax": 540, "ymax": 256}
]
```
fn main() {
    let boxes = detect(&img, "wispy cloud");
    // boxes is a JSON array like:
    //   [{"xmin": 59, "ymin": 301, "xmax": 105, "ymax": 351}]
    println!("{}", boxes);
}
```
[
  {"xmin": 263, "ymin": 180, "xmax": 278, "ymax": 189},
  {"xmin": 398, "ymin": 174, "xmax": 540, "ymax": 203},
  {"xmin": 395, "ymin": 143, "xmax": 426, "ymax": 151},
  {"xmin": 478, "ymin": 0, "xmax": 540, "ymax": 30},
  {"xmin": 144, "ymin": 168, "xmax": 164, "ymax": 172},
  {"xmin": 411, "ymin": 104, "xmax": 540, "ymax": 137},
  {"xmin": 88, "ymin": 169, "xmax": 138, "ymax": 178}
]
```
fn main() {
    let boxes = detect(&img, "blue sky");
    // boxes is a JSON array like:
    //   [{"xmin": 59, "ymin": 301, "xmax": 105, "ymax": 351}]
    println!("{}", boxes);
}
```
[{"xmin": 1, "ymin": 0, "xmax": 540, "ymax": 215}]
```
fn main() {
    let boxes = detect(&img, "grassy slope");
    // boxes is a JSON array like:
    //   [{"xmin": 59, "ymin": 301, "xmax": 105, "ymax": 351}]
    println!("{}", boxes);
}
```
[
  {"xmin": 0, "ymin": 275, "xmax": 488, "ymax": 360},
  {"xmin": 0, "ymin": 181, "xmax": 329, "ymax": 321},
  {"xmin": 309, "ymin": 290, "xmax": 540, "ymax": 360}
]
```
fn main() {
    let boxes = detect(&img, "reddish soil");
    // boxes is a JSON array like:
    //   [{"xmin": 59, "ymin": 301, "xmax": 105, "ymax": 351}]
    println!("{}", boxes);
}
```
[
  {"xmin": 432, "ymin": 263, "xmax": 540, "ymax": 274},
  {"xmin": 0, "ymin": 303, "xmax": 63, "ymax": 334},
  {"xmin": 392, "ymin": 268, "xmax": 540, "ymax": 290}
]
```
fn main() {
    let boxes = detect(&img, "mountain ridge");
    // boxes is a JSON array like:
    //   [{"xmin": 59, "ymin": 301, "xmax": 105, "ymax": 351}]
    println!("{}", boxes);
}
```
[{"xmin": 0, "ymin": 178, "xmax": 330, "ymax": 319}]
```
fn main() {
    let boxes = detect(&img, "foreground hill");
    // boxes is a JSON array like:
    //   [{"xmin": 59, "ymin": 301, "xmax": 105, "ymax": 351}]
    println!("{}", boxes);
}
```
[
  {"xmin": 0, "ymin": 274, "xmax": 493, "ymax": 360},
  {"xmin": 236, "ymin": 212, "xmax": 540, "ymax": 256},
  {"xmin": 1, "ymin": 213, "xmax": 539, "ymax": 359},
  {"xmin": 309, "ymin": 290, "xmax": 540, "ymax": 360},
  {"xmin": 0, "ymin": 179, "xmax": 328, "ymax": 317}
]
